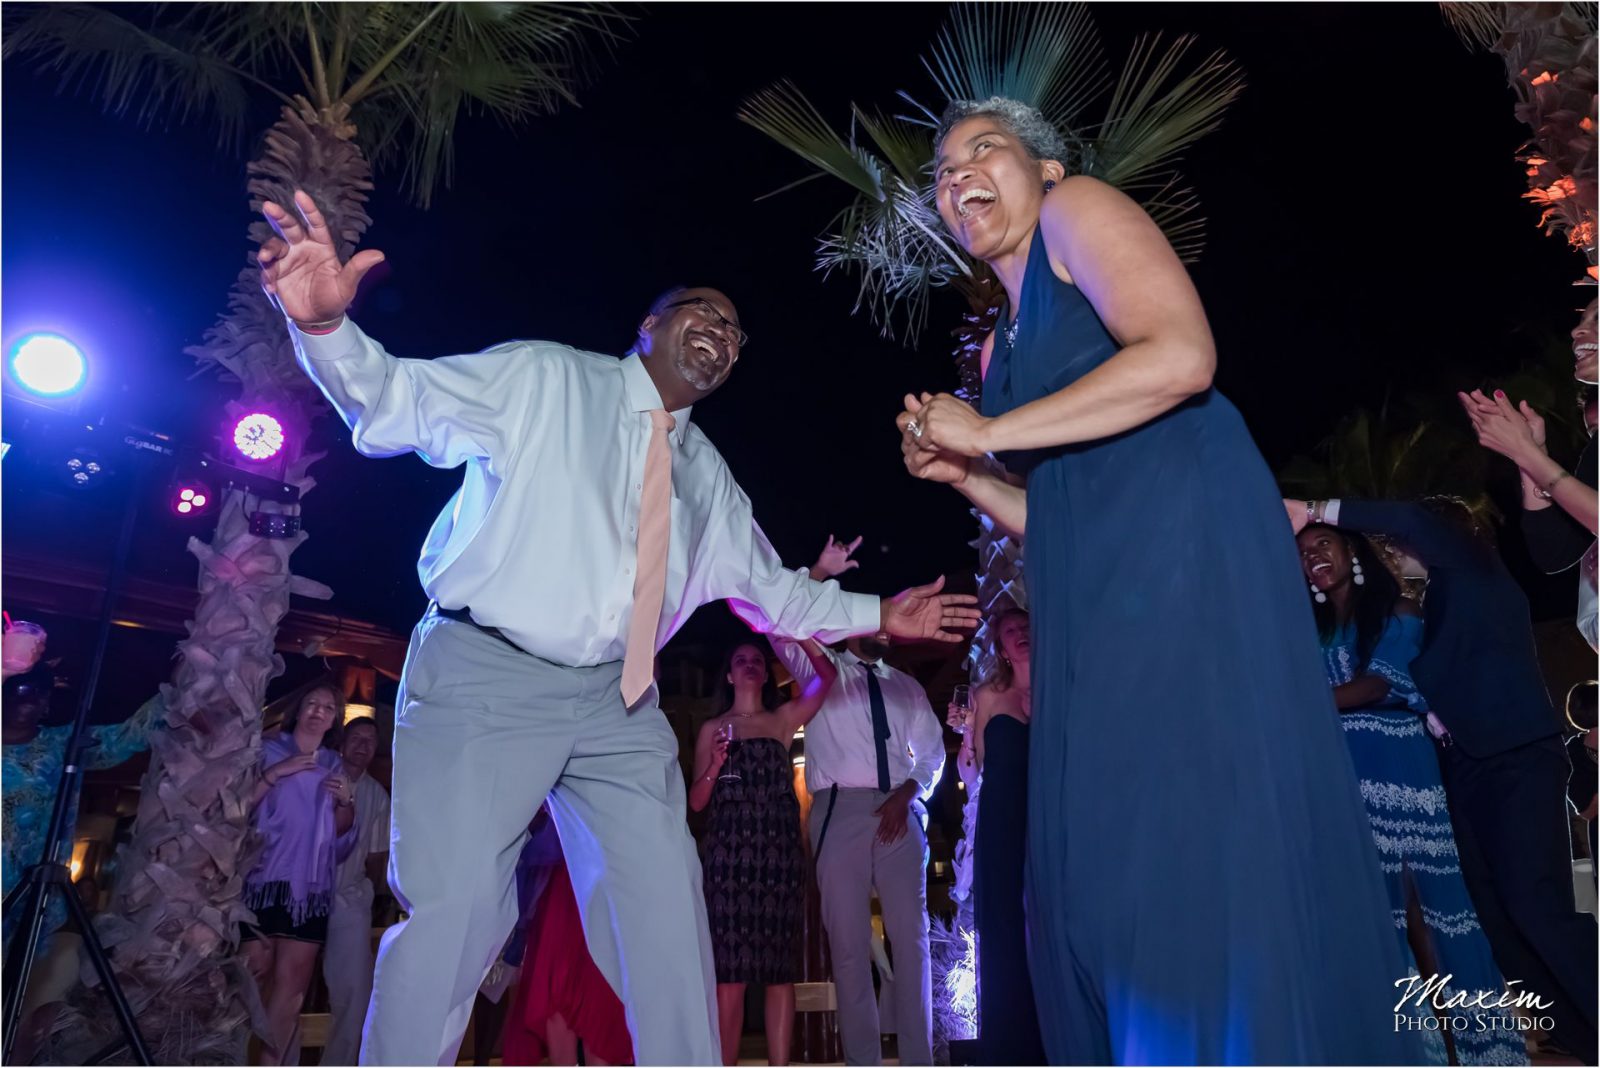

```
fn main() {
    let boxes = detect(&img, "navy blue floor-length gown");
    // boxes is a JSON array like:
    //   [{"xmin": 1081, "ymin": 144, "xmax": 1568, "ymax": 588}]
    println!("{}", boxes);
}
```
[
  {"xmin": 975, "ymin": 714, "xmax": 1047, "ymax": 1065},
  {"xmin": 979, "ymin": 228, "xmax": 1419, "ymax": 1065}
]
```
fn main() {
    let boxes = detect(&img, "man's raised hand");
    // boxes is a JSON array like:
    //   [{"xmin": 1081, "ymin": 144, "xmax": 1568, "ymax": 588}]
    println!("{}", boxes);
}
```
[
  {"xmin": 257, "ymin": 189, "xmax": 385, "ymax": 326},
  {"xmin": 812, "ymin": 534, "xmax": 864, "ymax": 580}
]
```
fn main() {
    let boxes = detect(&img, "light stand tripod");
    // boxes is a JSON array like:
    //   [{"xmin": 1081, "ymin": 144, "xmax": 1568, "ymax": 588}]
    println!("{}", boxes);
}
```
[{"xmin": 2, "ymin": 459, "xmax": 153, "ymax": 1065}]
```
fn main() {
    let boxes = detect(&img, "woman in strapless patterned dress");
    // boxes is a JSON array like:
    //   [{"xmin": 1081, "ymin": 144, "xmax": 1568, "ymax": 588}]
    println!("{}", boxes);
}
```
[{"xmin": 690, "ymin": 638, "xmax": 836, "ymax": 1066}]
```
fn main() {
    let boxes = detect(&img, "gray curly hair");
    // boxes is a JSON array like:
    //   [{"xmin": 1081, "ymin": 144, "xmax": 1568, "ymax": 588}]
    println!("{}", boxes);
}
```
[{"xmin": 934, "ymin": 96, "xmax": 1069, "ymax": 165}]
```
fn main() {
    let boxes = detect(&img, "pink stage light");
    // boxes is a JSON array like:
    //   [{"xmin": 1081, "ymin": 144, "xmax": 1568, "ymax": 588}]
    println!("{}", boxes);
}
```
[{"xmin": 233, "ymin": 412, "xmax": 285, "ymax": 461}]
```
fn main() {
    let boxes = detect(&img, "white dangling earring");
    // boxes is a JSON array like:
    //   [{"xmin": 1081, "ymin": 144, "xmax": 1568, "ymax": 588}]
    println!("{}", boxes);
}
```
[
  {"xmin": 1352, "ymin": 558, "xmax": 1366, "ymax": 586},
  {"xmin": 1310, "ymin": 581, "xmax": 1327, "ymax": 604}
]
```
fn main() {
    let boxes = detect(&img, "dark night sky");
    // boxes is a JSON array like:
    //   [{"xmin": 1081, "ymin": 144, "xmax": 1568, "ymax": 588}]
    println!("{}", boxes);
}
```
[{"xmin": 2, "ymin": 3, "xmax": 1590, "ymax": 708}]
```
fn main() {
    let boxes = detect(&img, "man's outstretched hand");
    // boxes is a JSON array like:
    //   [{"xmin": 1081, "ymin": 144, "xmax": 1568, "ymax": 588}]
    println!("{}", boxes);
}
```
[
  {"xmin": 257, "ymin": 189, "xmax": 385, "ymax": 326},
  {"xmin": 879, "ymin": 576, "xmax": 980, "ymax": 643}
]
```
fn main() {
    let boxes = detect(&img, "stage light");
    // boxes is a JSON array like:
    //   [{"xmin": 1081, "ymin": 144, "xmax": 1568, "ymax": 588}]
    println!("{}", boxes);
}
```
[
  {"xmin": 233, "ymin": 413, "xmax": 285, "ymax": 461},
  {"xmin": 62, "ymin": 448, "xmax": 110, "ymax": 490},
  {"xmin": 248, "ymin": 511, "xmax": 301, "ymax": 538},
  {"xmin": 8, "ymin": 333, "xmax": 87, "ymax": 397},
  {"xmin": 171, "ymin": 477, "xmax": 213, "ymax": 517}
]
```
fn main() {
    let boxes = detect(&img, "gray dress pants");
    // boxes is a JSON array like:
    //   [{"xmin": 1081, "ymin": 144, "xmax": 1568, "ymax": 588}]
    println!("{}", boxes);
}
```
[
  {"xmin": 359, "ymin": 612, "xmax": 719, "ymax": 1065},
  {"xmin": 808, "ymin": 786, "xmax": 933, "ymax": 1066}
]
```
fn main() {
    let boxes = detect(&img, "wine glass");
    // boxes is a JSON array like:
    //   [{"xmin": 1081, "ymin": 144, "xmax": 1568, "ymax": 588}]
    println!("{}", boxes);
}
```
[
  {"xmin": 950, "ymin": 684, "xmax": 972, "ymax": 734},
  {"xmin": 717, "ymin": 720, "xmax": 741, "ymax": 783}
]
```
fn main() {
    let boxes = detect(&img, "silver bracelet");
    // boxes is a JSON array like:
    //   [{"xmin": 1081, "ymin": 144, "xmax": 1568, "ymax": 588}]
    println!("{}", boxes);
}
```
[{"xmin": 293, "ymin": 314, "xmax": 346, "ymax": 333}]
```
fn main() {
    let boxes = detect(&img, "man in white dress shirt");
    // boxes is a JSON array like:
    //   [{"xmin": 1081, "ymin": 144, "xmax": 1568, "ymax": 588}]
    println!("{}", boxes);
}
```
[
  {"xmin": 768, "ymin": 627, "xmax": 944, "ymax": 1066},
  {"xmin": 321, "ymin": 717, "xmax": 390, "ymax": 1066},
  {"xmin": 255, "ymin": 190, "xmax": 979, "ymax": 1066},
  {"xmin": 742, "ymin": 539, "xmax": 945, "ymax": 1065}
]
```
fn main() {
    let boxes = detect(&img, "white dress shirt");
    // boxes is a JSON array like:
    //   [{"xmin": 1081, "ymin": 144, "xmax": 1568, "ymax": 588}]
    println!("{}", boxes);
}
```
[
  {"xmin": 334, "ymin": 772, "xmax": 391, "ymax": 911},
  {"xmin": 771, "ymin": 640, "xmax": 945, "ymax": 800},
  {"xmin": 294, "ymin": 321, "xmax": 880, "ymax": 666}
]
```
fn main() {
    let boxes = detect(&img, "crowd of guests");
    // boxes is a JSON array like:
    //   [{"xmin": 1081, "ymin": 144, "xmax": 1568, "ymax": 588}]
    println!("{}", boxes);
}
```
[
  {"xmin": 5, "ymin": 91, "xmax": 1598, "ymax": 1068},
  {"xmin": 6, "ymin": 370, "xmax": 1597, "ymax": 1065}
]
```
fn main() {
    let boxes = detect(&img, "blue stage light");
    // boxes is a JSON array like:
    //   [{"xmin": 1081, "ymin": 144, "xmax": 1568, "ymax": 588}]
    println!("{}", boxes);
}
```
[{"xmin": 7, "ymin": 333, "xmax": 87, "ymax": 397}]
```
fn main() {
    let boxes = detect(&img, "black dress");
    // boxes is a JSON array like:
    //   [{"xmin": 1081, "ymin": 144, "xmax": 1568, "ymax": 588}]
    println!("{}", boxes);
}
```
[
  {"xmin": 973, "ymin": 714, "xmax": 1045, "ymax": 1066},
  {"xmin": 702, "ymin": 737, "xmax": 805, "ymax": 984}
]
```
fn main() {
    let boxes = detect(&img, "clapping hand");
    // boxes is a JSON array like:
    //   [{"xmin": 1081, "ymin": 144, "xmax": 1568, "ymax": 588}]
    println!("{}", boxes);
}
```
[
  {"xmin": 257, "ymin": 189, "xmax": 386, "ymax": 326},
  {"xmin": 1458, "ymin": 389, "xmax": 1546, "ymax": 468}
]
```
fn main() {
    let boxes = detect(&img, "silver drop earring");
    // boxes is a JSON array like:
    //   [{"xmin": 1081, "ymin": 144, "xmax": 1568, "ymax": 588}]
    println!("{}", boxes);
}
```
[
  {"xmin": 1351, "ymin": 558, "xmax": 1365, "ymax": 586},
  {"xmin": 1310, "ymin": 581, "xmax": 1327, "ymax": 604}
]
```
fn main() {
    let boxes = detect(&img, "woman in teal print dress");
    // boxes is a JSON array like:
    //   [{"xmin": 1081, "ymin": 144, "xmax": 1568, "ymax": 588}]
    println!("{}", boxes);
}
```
[
  {"xmin": 3, "ymin": 624, "xmax": 162, "ymax": 954},
  {"xmin": 1298, "ymin": 525, "xmax": 1524, "ymax": 1066},
  {"xmin": 897, "ymin": 97, "xmax": 1418, "ymax": 1063}
]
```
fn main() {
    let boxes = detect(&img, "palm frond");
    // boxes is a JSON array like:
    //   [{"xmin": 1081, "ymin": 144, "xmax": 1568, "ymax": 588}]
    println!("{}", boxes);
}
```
[
  {"xmin": 1440, "ymin": 2, "xmax": 1507, "ymax": 49},
  {"xmin": 924, "ymin": 2, "xmax": 1109, "ymax": 130},
  {"xmin": 345, "ymin": 2, "xmax": 631, "ymax": 206},
  {"xmin": 1, "ymin": 3, "xmax": 273, "ymax": 147},
  {"xmin": 1135, "ymin": 172, "xmax": 1207, "ymax": 263},
  {"xmin": 1091, "ymin": 34, "xmax": 1244, "ymax": 191},
  {"xmin": 738, "ymin": 81, "xmax": 888, "ymax": 199},
  {"xmin": 852, "ymin": 106, "xmax": 935, "ymax": 187},
  {"xmin": 742, "ymin": 3, "xmax": 1241, "ymax": 345},
  {"xmin": 817, "ymin": 173, "xmax": 974, "ymax": 343}
]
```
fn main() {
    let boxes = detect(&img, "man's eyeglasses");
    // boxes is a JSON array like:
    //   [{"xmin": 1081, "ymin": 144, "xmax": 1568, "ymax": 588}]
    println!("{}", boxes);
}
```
[{"xmin": 664, "ymin": 297, "xmax": 749, "ymax": 348}]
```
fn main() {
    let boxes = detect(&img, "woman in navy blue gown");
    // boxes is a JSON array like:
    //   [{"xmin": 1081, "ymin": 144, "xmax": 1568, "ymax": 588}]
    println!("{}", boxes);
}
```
[{"xmin": 897, "ymin": 97, "xmax": 1417, "ymax": 1064}]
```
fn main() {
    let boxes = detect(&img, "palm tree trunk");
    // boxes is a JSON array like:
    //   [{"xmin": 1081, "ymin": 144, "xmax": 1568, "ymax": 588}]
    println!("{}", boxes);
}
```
[
  {"xmin": 952, "ymin": 276, "xmax": 1027, "ymax": 678},
  {"xmin": 45, "ymin": 98, "xmax": 367, "ymax": 1066}
]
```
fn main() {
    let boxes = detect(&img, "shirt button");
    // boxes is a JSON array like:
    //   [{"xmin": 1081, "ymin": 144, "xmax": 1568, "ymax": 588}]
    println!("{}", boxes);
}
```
[
  {"xmin": 624, "ymin": 567, "xmax": 632, "ymax": 575},
  {"xmin": 634, "ymin": 483, "xmax": 642, "ymax": 491}
]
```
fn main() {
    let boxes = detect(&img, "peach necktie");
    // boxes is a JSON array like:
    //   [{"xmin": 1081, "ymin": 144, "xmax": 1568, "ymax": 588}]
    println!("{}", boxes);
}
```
[{"xmin": 621, "ymin": 409, "xmax": 675, "ymax": 705}]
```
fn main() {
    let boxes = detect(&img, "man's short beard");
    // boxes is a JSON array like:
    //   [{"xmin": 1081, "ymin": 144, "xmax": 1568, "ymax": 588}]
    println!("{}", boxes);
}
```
[{"xmin": 674, "ymin": 352, "xmax": 720, "ymax": 392}]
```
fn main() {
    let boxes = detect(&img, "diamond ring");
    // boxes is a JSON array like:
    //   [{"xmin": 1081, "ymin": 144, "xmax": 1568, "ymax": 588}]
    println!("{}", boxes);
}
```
[{"xmin": 908, "ymin": 419, "xmax": 924, "ymax": 440}]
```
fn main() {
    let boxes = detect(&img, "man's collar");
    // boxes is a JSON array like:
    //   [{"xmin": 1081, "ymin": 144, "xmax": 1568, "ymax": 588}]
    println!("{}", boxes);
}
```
[
  {"xmin": 843, "ymin": 649, "xmax": 882, "ymax": 669},
  {"xmin": 620, "ymin": 353, "xmax": 692, "ymax": 440}
]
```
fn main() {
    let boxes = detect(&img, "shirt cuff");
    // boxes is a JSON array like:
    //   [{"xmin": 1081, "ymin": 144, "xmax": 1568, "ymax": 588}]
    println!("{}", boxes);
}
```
[
  {"xmin": 293, "ymin": 316, "xmax": 361, "ymax": 362},
  {"xmin": 841, "ymin": 591, "xmax": 882, "ymax": 637},
  {"xmin": 1324, "ymin": 499, "xmax": 1342, "ymax": 525}
]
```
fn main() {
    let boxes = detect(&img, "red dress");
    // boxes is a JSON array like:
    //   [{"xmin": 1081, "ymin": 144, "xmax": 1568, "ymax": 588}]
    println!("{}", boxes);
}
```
[{"xmin": 502, "ymin": 858, "xmax": 634, "ymax": 1066}]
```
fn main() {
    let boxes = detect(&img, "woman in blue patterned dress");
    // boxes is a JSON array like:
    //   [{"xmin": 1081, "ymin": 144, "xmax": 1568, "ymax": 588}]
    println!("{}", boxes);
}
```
[
  {"xmin": 3, "ymin": 652, "xmax": 162, "ymax": 956},
  {"xmin": 1298, "ymin": 524, "xmax": 1526, "ymax": 1065}
]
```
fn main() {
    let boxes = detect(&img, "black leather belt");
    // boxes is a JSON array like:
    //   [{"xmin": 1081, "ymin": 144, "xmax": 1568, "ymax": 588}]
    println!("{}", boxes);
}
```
[{"xmin": 435, "ymin": 605, "xmax": 525, "ymax": 655}]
